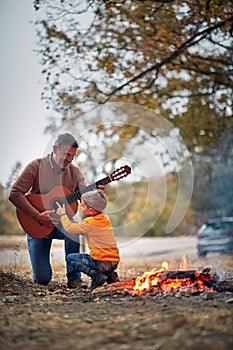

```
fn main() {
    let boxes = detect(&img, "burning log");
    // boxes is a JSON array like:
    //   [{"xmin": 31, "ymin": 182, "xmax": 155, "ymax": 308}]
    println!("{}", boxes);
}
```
[
  {"xmin": 159, "ymin": 267, "xmax": 217, "ymax": 288},
  {"xmin": 95, "ymin": 263, "xmax": 220, "ymax": 297},
  {"xmin": 133, "ymin": 266, "xmax": 218, "ymax": 295},
  {"xmin": 92, "ymin": 260, "xmax": 232, "ymax": 298}
]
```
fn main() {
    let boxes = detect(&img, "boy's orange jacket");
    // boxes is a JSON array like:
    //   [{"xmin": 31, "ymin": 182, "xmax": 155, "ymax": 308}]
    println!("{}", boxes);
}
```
[{"xmin": 61, "ymin": 213, "xmax": 120, "ymax": 262}]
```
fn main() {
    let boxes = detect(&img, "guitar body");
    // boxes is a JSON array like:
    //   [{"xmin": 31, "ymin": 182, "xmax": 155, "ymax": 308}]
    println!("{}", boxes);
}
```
[{"xmin": 16, "ymin": 186, "xmax": 78, "ymax": 239}]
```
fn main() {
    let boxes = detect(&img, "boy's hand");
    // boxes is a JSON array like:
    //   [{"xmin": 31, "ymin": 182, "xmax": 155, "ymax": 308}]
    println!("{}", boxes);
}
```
[{"xmin": 56, "ymin": 202, "xmax": 66, "ymax": 217}]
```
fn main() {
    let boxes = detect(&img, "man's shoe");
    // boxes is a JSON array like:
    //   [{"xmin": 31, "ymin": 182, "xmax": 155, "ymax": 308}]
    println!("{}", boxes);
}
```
[
  {"xmin": 90, "ymin": 272, "xmax": 108, "ymax": 291},
  {"xmin": 106, "ymin": 271, "xmax": 119, "ymax": 284},
  {"xmin": 67, "ymin": 278, "xmax": 86, "ymax": 289}
]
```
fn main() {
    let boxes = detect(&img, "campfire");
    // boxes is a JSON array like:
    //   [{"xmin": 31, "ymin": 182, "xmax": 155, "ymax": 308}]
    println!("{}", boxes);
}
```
[
  {"xmin": 133, "ymin": 261, "xmax": 217, "ymax": 296},
  {"xmin": 106, "ymin": 257, "xmax": 222, "ymax": 297}
]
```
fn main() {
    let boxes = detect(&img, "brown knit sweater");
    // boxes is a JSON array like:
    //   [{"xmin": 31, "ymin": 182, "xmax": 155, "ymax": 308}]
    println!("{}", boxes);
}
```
[{"xmin": 9, "ymin": 154, "xmax": 86, "ymax": 219}]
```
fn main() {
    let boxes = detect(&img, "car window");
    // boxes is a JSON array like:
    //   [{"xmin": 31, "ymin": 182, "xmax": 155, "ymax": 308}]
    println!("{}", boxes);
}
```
[{"xmin": 199, "ymin": 221, "xmax": 233, "ymax": 238}]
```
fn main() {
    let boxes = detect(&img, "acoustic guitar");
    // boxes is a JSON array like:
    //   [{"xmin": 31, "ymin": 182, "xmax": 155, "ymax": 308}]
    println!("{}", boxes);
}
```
[{"xmin": 16, "ymin": 165, "xmax": 131, "ymax": 238}]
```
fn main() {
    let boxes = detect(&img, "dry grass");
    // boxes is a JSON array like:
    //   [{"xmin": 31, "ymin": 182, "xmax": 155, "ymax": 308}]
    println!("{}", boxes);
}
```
[{"xmin": 1, "ymin": 252, "xmax": 233, "ymax": 350}]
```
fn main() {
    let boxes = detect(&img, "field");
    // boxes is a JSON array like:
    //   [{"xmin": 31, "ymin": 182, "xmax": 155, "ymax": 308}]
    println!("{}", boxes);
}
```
[{"xmin": 0, "ymin": 236, "xmax": 233, "ymax": 350}]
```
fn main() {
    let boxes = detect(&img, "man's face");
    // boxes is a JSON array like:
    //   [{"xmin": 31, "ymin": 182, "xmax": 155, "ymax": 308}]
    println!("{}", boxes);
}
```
[{"xmin": 53, "ymin": 144, "xmax": 77, "ymax": 169}]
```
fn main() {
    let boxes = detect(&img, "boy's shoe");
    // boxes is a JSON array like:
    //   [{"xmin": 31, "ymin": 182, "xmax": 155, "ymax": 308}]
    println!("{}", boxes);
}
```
[
  {"xmin": 90, "ymin": 272, "xmax": 108, "ymax": 291},
  {"xmin": 106, "ymin": 271, "xmax": 119, "ymax": 284},
  {"xmin": 67, "ymin": 278, "xmax": 86, "ymax": 289}
]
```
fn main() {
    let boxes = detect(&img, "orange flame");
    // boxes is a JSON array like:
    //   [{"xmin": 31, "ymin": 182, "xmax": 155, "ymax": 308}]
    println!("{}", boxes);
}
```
[
  {"xmin": 179, "ymin": 255, "xmax": 187, "ymax": 270},
  {"xmin": 133, "ymin": 258, "xmax": 216, "ymax": 295}
]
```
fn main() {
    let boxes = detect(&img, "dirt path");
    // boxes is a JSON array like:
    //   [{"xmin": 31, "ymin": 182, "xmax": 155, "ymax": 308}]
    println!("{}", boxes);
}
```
[{"xmin": 0, "ymin": 234, "xmax": 197, "ymax": 266}]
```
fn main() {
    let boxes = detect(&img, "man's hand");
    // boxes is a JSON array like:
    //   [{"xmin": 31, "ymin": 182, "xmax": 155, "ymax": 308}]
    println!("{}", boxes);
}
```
[
  {"xmin": 56, "ymin": 202, "xmax": 66, "ymax": 217},
  {"xmin": 36, "ymin": 210, "xmax": 56, "ymax": 227}
]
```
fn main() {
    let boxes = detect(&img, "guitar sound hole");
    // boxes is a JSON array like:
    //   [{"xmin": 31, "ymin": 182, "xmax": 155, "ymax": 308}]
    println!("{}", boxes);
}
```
[{"xmin": 52, "ymin": 200, "xmax": 61, "ymax": 211}]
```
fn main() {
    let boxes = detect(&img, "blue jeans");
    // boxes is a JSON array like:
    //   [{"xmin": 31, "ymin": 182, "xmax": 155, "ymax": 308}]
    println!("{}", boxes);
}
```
[
  {"xmin": 27, "ymin": 225, "xmax": 81, "ymax": 285},
  {"xmin": 67, "ymin": 253, "xmax": 118, "ymax": 279}
]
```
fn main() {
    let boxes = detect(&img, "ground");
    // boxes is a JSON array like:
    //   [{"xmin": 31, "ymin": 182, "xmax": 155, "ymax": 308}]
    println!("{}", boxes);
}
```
[{"xmin": 0, "ymin": 237, "xmax": 233, "ymax": 350}]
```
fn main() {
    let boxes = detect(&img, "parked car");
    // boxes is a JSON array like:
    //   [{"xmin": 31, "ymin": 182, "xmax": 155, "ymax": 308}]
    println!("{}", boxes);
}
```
[{"xmin": 197, "ymin": 217, "xmax": 233, "ymax": 257}]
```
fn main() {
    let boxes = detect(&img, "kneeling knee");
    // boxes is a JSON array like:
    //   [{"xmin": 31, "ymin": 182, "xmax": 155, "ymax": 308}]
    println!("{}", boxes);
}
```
[{"xmin": 34, "ymin": 274, "xmax": 52, "ymax": 285}]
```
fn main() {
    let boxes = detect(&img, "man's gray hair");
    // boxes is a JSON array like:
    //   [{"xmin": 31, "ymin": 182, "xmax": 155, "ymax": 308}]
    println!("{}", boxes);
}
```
[{"xmin": 55, "ymin": 133, "xmax": 78, "ymax": 149}]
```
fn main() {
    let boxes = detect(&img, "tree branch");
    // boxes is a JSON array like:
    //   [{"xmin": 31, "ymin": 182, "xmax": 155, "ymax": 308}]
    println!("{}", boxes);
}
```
[{"xmin": 103, "ymin": 15, "xmax": 233, "ymax": 100}]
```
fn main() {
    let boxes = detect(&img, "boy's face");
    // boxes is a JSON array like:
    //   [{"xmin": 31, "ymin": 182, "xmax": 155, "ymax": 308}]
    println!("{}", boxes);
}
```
[{"xmin": 81, "ymin": 198, "xmax": 92, "ymax": 217}]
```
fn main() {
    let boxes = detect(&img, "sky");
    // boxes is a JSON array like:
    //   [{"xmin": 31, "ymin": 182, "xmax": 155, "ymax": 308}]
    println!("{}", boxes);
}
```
[{"xmin": 0, "ymin": 0, "xmax": 51, "ymax": 186}]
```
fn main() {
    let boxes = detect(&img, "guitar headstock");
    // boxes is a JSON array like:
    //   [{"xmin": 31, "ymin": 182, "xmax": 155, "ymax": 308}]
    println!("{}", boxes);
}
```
[{"xmin": 109, "ymin": 165, "xmax": 131, "ymax": 181}]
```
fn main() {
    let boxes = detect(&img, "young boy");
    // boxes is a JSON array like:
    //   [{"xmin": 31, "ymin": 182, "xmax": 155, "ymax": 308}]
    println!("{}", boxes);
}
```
[{"xmin": 56, "ymin": 189, "xmax": 120, "ymax": 290}]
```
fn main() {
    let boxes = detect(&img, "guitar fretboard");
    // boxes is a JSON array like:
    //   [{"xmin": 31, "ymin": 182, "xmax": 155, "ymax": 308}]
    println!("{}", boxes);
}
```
[{"xmin": 64, "ymin": 176, "xmax": 111, "ymax": 204}]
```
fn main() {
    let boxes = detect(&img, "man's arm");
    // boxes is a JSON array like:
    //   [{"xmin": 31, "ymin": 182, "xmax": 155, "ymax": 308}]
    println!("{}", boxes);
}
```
[{"xmin": 9, "ymin": 162, "xmax": 40, "ymax": 219}]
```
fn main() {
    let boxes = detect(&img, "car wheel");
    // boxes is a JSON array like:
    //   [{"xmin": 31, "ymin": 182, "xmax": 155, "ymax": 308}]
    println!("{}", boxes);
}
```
[{"xmin": 198, "ymin": 251, "xmax": 206, "ymax": 258}]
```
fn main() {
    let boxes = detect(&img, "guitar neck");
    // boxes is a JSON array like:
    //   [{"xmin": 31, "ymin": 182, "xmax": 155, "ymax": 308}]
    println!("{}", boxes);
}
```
[{"xmin": 65, "ymin": 176, "xmax": 111, "ymax": 204}]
